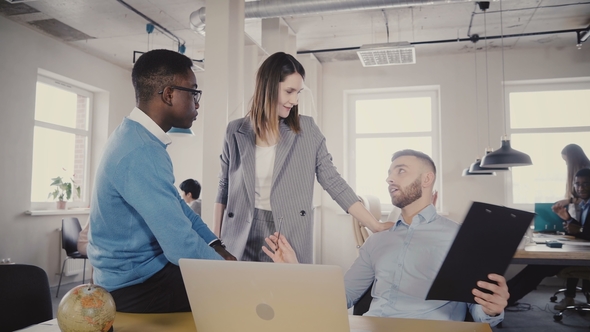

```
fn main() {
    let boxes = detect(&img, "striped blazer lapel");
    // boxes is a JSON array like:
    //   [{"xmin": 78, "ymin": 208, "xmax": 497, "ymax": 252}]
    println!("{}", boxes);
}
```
[
  {"xmin": 236, "ymin": 119, "xmax": 256, "ymax": 206},
  {"xmin": 272, "ymin": 121, "xmax": 296, "ymax": 186}
]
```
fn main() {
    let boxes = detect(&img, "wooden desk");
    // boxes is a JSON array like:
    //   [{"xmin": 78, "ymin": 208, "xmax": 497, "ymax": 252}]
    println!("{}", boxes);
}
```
[
  {"xmin": 348, "ymin": 315, "xmax": 491, "ymax": 332},
  {"xmin": 111, "ymin": 312, "xmax": 492, "ymax": 332},
  {"xmin": 512, "ymin": 244, "xmax": 590, "ymax": 266},
  {"xmin": 19, "ymin": 313, "xmax": 493, "ymax": 332}
]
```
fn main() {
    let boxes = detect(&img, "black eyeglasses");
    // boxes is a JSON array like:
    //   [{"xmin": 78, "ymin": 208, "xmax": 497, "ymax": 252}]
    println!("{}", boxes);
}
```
[{"xmin": 159, "ymin": 85, "xmax": 202, "ymax": 104}]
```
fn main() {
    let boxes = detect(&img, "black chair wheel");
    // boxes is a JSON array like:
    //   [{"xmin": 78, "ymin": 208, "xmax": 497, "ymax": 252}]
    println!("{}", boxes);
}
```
[
  {"xmin": 550, "ymin": 296, "xmax": 558, "ymax": 302},
  {"xmin": 554, "ymin": 314, "xmax": 563, "ymax": 322}
]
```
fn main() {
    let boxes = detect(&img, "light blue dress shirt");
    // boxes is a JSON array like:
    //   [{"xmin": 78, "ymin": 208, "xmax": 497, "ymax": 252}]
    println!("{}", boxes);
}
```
[{"xmin": 344, "ymin": 204, "xmax": 504, "ymax": 326}]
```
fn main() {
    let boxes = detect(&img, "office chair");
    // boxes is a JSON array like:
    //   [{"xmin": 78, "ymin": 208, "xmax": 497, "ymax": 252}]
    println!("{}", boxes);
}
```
[
  {"xmin": 56, "ymin": 217, "xmax": 88, "ymax": 298},
  {"xmin": 0, "ymin": 264, "xmax": 53, "ymax": 332},
  {"xmin": 552, "ymin": 267, "xmax": 590, "ymax": 322},
  {"xmin": 352, "ymin": 283, "xmax": 374, "ymax": 316}
]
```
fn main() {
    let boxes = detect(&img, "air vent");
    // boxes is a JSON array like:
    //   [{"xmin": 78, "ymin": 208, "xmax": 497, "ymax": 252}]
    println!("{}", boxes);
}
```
[{"xmin": 357, "ymin": 42, "xmax": 416, "ymax": 67}]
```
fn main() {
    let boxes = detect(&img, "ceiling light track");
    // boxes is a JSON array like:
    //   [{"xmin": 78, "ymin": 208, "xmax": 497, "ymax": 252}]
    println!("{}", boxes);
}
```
[
  {"xmin": 297, "ymin": 28, "xmax": 582, "ymax": 55},
  {"xmin": 479, "ymin": 1, "xmax": 590, "ymax": 15},
  {"xmin": 117, "ymin": 0, "xmax": 186, "ymax": 54}
]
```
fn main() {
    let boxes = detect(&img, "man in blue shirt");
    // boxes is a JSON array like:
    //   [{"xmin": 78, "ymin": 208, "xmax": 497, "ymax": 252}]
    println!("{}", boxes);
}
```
[
  {"xmin": 87, "ymin": 49, "xmax": 236, "ymax": 313},
  {"xmin": 264, "ymin": 149, "xmax": 508, "ymax": 326}
]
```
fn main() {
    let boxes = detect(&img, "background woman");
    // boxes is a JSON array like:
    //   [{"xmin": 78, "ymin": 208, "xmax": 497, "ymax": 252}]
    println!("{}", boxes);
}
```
[
  {"xmin": 560, "ymin": 144, "xmax": 590, "ymax": 206},
  {"xmin": 214, "ymin": 52, "xmax": 391, "ymax": 263}
]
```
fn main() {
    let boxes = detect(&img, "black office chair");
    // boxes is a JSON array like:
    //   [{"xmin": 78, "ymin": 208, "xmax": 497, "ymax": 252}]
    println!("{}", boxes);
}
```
[
  {"xmin": 552, "ymin": 267, "xmax": 590, "ymax": 322},
  {"xmin": 0, "ymin": 264, "xmax": 53, "ymax": 332},
  {"xmin": 56, "ymin": 217, "xmax": 88, "ymax": 298},
  {"xmin": 352, "ymin": 283, "xmax": 373, "ymax": 316}
]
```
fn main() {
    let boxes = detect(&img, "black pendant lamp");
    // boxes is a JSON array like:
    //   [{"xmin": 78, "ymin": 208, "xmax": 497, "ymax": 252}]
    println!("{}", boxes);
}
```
[
  {"xmin": 480, "ymin": 0, "xmax": 532, "ymax": 168},
  {"xmin": 462, "ymin": 168, "xmax": 496, "ymax": 177},
  {"xmin": 469, "ymin": 158, "xmax": 509, "ymax": 173},
  {"xmin": 481, "ymin": 135, "xmax": 532, "ymax": 167},
  {"xmin": 469, "ymin": 148, "xmax": 510, "ymax": 173},
  {"xmin": 462, "ymin": 13, "xmax": 495, "ymax": 177}
]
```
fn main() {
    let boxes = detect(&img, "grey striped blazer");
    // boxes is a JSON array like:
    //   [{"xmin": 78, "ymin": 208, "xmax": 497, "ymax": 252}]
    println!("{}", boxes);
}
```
[{"xmin": 216, "ymin": 115, "xmax": 360, "ymax": 263}]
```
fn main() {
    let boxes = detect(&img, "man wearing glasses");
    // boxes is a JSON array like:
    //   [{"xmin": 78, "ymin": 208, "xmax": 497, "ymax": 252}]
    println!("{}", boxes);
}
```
[{"xmin": 87, "ymin": 49, "xmax": 236, "ymax": 314}]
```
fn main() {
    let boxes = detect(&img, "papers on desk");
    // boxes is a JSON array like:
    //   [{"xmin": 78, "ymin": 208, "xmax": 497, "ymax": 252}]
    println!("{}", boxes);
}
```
[{"xmin": 533, "ymin": 234, "xmax": 590, "ymax": 246}]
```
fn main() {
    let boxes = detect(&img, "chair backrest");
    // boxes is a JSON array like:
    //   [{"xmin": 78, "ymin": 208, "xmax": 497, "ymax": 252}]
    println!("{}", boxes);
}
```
[
  {"xmin": 0, "ymin": 264, "xmax": 53, "ymax": 332},
  {"xmin": 353, "ymin": 195, "xmax": 381, "ymax": 249},
  {"xmin": 62, "ymin": 217, "xmax": 82, "ymax": 255},
  {"xmin": 352, "ymin": 282, "xmax": 374, "ymax": 316}
]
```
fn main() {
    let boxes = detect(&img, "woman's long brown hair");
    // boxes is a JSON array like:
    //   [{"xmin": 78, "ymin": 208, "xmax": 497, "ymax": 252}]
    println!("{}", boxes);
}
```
[
  {"xmin": 248, "ymin": 52, "xmax": 305, "ymax": 143},
  {"xmin": 562, "ymin": 144, "xmax": 590, "ymax": 199}
]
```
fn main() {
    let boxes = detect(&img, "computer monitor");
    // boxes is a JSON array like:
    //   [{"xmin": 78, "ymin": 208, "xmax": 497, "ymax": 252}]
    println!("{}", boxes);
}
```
[{"xmin": 534, "ymin": 203, "xmax": 565, "ymax": 232}]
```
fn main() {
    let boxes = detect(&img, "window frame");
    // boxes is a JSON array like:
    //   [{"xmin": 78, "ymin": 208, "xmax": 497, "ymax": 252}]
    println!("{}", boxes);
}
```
[
  {"xmin": 345, "ymin": 86, "xmax": 442, "ymax": 212},
  {"xmin": 503, "ymin": 77, "xmax": 590, "ymax": 210},
  {"xmin": 30, "ymin": 75, "xmax": 94, "ymax": 210}
]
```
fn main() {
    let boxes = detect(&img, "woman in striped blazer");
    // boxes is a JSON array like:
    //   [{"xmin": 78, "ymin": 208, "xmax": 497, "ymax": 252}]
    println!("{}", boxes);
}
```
[{"xmin": 214, "ymin": 52, "xmax": 392, "ymax": 264}]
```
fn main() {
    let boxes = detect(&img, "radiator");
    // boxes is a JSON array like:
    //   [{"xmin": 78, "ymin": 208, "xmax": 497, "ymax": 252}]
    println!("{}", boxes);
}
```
[{"xmin": 62, "ymin": 257, "xmax": 86, "ymax": 276}]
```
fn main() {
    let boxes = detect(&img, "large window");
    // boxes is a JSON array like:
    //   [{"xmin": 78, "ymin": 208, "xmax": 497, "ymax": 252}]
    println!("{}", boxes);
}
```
[
  {"xmin": 505, "ymin": 78, "xmax": 590, "ymax": 207},
  {"xmin": 347, "ymin": 87, "xmax": 441, "ymax": 210},
  {"xmin": 30, "ymin": 75, "xmax": 92, "ymax": 209}
]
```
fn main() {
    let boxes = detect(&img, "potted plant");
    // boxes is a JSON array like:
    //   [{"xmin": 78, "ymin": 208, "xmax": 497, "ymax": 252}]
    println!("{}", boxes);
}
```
[{"xmin": 48, "ymin": 176, "xmax": 81, "ymax": 210}]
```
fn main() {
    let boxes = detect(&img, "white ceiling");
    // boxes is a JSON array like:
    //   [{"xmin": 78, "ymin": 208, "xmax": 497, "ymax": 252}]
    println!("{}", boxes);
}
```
[{"xmin": 1, "ymin": 0, "xmax": 589, "ymax": 70}]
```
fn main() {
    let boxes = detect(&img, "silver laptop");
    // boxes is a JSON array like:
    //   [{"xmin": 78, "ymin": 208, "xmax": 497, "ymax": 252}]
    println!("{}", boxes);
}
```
[{"xmin": 179, "ymin": 259, "xmax": 351, "ymax": 332}]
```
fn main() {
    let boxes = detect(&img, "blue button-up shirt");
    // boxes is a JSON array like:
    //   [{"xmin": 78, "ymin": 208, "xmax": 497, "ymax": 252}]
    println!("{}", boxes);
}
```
[
  {"xmin": 344, "ymin": 204, "xmax": 503, "ymax": 326},
  {"xmin": 580, "ymin": 199, "xmax": 589, "ymax": 226}
]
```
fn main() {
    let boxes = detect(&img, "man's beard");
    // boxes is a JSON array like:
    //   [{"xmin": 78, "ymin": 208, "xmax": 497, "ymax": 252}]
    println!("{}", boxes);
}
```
[{"xmin": 391, "ymin": 176, "xmax": 423, "ymax": 208}]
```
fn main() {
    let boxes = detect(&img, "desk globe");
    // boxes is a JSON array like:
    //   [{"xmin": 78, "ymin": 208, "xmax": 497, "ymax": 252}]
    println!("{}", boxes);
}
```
[{"xmin": 57, "ymin": 284, "xmax": 116, "ymax": 332}]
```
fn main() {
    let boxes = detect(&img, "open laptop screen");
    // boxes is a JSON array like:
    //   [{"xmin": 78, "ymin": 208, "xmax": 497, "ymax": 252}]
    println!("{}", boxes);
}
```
[{"xmin": 179, "ymin": 259, "xmax": 351, "ymax": 332}]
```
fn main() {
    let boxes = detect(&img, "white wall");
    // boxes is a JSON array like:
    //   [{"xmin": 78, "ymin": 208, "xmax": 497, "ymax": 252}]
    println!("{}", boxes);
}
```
[
  {"xmin": 320, "ymin": 45, "xmax": 590, "ymax": 270},
  {"xmin": 0, "ymin": 15, "xmax": 134, "ymax": 286}
]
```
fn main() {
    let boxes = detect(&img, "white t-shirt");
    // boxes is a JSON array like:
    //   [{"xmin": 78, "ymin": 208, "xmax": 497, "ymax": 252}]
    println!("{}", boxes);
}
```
[{"xmin": 255, "ymin": 144, "xmax": 277, "ymax": 210}]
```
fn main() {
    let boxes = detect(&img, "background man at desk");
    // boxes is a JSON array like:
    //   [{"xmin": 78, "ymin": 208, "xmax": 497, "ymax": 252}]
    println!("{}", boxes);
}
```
[
  {"xmin": 87, "ymin": 49, "xmax": 236, "ymax": 314},
  {"xmin": 507, "ymin": 168, "xmax": 590, "ymax": 309},
  {"xmin": 264, "ymin": 149, "xmax": 508, "ymax": 326}
]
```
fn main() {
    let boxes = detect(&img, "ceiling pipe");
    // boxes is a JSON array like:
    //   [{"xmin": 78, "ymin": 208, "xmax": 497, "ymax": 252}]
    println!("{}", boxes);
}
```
[
  {"xmin": 190, "ymin": 0, "xmax": 475, "ymax": 36},
  {"xmin": 296, "ymin": 28, "xmax": 582, "ymax": 55}
]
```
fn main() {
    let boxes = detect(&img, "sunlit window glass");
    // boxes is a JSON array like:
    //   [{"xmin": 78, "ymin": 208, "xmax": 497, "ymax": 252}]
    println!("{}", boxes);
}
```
[
  {"xmin": 31, "ymin": 76, "xmax": 91, "ymax": 207},
  {"xmin": 349, "ymin": 89, "xmax": 440, "ymax": 209},
  {"xmin": 506, "ymin": 81, "xmax": 590, "ymax": 207}
]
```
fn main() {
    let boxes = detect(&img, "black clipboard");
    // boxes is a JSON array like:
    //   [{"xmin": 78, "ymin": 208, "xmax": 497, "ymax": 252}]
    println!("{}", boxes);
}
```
[{"xmin": 426, "ymin": 201, "xmax": 534, "ymax": 304}]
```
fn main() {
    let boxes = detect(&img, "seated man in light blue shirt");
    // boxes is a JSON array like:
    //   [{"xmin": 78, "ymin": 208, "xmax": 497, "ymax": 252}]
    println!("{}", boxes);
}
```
[{"xmin": 264, "ymin": 149, "xmax": 508, "ymax": 326}]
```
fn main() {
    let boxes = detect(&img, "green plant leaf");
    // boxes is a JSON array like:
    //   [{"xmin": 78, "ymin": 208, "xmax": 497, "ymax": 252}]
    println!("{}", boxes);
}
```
[{"xmin": 48, "ymin": 175, "xmax": 80, "ymax": 201}]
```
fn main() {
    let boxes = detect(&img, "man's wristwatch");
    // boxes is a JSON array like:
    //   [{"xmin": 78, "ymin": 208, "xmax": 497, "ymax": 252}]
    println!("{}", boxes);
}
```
[{"xmin": 210, "ymin": 239, "xmax": 226, "ymax": 249}]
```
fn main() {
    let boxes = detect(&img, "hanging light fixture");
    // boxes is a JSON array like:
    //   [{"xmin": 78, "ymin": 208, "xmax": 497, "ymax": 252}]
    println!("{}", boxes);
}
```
[
  {"xmin": 469, "ymin": 149, "xmax": 509, "ymax": 173},
  {"xmin": 480, "ymin": 0, "xmax": 532, "ymax": 168},
  {"xmin": 463, "ymin": 13, "xmax": 496, "ymax": 177},
  {"xmin": 463, "ymin": 168, "xmax": 497, "ymax": 177}
]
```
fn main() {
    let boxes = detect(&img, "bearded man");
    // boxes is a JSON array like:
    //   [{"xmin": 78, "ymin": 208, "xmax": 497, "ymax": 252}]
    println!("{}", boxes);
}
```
[{"xmin": 264, "ymin": 149, "xmax": 509, "ymax": 326}]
